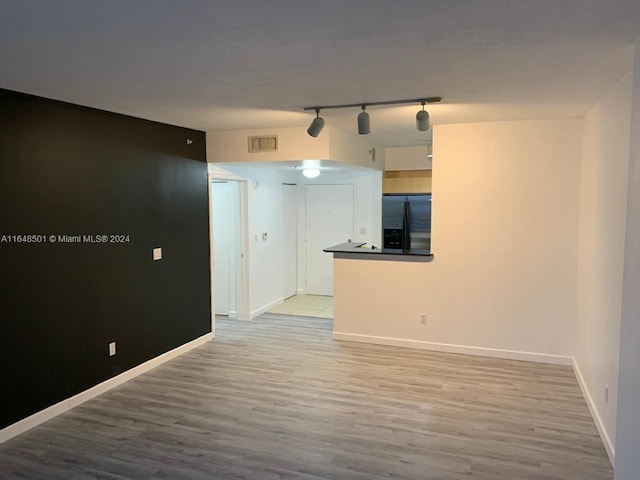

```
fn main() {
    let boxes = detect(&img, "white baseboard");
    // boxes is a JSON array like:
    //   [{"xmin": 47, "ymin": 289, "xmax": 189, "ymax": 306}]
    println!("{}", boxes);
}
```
[
  {"xmin": 332, "ymin": 331, "xmax": 573, "ymax": 365},
  {"xmin": 251, "ymin": 297, "xmax": 284, "ymax": 319},
  {"xmin": 573, "ymin": 360, "xmax": 615, "ymax": 466},
  {"xmin": 0, "ymin": 332, "xmax": 214, "ymax": 444}
]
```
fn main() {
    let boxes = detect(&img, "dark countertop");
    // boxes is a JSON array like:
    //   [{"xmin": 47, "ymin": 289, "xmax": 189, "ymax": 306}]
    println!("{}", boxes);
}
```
[{"xmin": 323, "ymin": 242, "xmax": 434, "ymax": 262}]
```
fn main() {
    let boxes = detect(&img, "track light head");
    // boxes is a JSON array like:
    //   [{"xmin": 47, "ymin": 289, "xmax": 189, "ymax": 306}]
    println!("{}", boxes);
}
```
[
  {"xmin": 357, "ymin": 106, "xmax": 370, "ymax": 135},
  {"xmin": 304, "ymin": 97, "xmax": 440, "ymax": 135},
  {"xmin": 307, "ymin": 109, "xmax": 325, "ymax": 137},
  {"xmin": 416, "ymin": 102, "xmax": 430, "ymax": 131}
]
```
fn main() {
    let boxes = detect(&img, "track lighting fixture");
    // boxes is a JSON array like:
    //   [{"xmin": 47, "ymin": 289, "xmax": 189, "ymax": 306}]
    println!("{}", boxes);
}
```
[
  {"xmin": 304, "ymin": 97, "xmax": 440, "ymax": 137},
  {"xmin": 416, "ymin": 101, "xmax": 431, "ymax": 131},
  {"xmin": 357, "ymin": 106, "xmax": 370, "ymax": 135},
  {"xmin": 306, "ymin": 108, "xmax": 325, "ymax": 137}
]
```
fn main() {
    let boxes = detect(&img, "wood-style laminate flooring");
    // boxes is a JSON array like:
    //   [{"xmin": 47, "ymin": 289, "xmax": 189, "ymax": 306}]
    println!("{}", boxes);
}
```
[{"xmin": 1, "ymin": 314, "xmax": 613, "ymax": 479}]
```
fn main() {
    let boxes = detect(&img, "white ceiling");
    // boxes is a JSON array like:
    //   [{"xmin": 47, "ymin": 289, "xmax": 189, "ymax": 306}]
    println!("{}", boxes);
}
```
[{"xmin": 1, "ymin": 0, "xmax": 640, "ymax": 147}]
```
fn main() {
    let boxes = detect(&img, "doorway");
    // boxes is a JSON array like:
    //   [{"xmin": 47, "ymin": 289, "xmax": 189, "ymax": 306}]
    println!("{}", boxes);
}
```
[{"xmin": 210, "ymin": 177, "xmax": 249, "ymax": 325}]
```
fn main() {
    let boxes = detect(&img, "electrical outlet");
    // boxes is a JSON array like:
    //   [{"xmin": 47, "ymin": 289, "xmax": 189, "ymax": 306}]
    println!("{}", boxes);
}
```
[
  {"xmin": 109, "ymin": 342, "xmax": 116, "ymax": 356},
  {"xmin": 359, "ymin": 227, "xmax": 367, "ymax": 235},
  {"xmin": 605, "ymin": 384, "xmax": 609, "ymax": 403},
  {"xmin": 420, "ymin": 313, "xmax": 428, "ymax": 325},
  {"xmin": 262, "ymin": 232, "xmax": 268, "ymax": 241}
]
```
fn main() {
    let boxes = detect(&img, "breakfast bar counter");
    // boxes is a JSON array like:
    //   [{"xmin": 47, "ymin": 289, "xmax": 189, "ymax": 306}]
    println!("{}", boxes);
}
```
[{"xmin": 323, "ymin": 241, "xmax": 433, "ymax": 262}]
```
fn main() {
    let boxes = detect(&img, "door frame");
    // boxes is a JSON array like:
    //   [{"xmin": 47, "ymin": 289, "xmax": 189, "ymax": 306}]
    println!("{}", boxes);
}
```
[
  {"xmin": 208, "ymin": 174, "xmax": 250, "ymax": 336},
  {"xmin": 282, "ymin": 183, "xmax": 298, "ymax": 299}
]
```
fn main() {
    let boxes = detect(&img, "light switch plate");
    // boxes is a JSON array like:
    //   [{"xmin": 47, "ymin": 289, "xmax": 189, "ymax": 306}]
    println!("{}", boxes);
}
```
[
  {"xmin": 153, "ymin": 247, "xmax": 162, "ymax": 260},
  {"xmin": 109, "ymin": 342, "xmax": 116, "ymax": 356},
  {"xmin": 262, "ymin": 232, "xmax": 268, "ymax": 241}
]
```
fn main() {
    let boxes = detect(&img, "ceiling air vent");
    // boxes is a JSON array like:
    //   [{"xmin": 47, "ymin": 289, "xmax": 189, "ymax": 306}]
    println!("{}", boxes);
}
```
[{"xmin": 248, "ymin": 135, "xmax": 278, "ymax": 153}]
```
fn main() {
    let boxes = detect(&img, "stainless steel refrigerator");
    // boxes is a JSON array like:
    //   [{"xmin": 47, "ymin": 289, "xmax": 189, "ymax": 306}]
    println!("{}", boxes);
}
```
[{"xmin": 382, "ymin": 194, "xmax": 431, "ymax": 251}]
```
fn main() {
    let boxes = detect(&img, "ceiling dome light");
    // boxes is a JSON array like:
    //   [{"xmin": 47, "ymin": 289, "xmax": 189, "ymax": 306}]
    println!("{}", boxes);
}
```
[
  {"xmin": 416, "ymin": 101, "xmax": 430, "ymax": 131},
  {"xmin": 307, "ymin": 108, "xmax": 325, "ymax": 137},
  {"xmin": 302, "ymin": 168, "xmax": 321, "ymax": 179},
  {"xmin": 357, "ymin": 105, "xmax": 370, "ymax": 135}
]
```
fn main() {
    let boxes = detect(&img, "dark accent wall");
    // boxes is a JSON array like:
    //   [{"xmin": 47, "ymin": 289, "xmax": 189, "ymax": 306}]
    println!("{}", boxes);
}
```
[{"xmin": 0, "ymin": 88, "xmax": 211, "ymax": 429}]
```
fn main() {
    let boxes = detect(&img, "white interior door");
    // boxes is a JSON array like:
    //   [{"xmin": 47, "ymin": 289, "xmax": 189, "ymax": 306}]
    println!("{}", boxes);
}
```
[
  {"xmin": 212, "ymin": 181, "xmax": 239, "ymax": 315},
  {"xmin": 283, "ymin": 184, "xmax": 297, "ymax": 299},
  {"xmin": 305, "ymin": 184, "xmax": 354, "ymax": 296}
]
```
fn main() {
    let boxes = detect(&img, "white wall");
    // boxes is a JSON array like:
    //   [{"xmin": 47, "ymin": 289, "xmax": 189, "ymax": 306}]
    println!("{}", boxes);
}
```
[
  {"xmin": 385, "ymin": 146, "xmax": 431, "ymax": 171},
  {"xmin": 333, "ymin": 118, "xmax": 582, "ymax": 360},
  {"xmin": 328, "ymin": 127, "xmax": 383, "ymax": 170},
  {"xmin": 207, "ymin": 125, "xmax": 382, "ymax": 171},
  {"xmin": 575, "ymin": 72, "xmax": 632, "ymax": 462},
  {"xmin": 207, "ymin": 126, "xmax": 330, "ymax": 164},
  {"xmin": 614, "ymin": 39, "xmax": 640, "ymax": 480}
]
